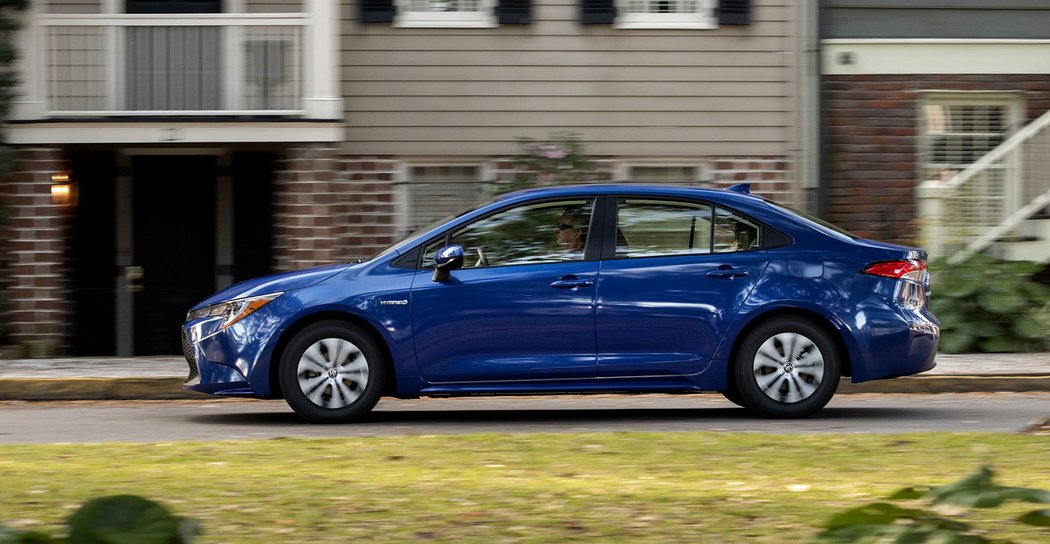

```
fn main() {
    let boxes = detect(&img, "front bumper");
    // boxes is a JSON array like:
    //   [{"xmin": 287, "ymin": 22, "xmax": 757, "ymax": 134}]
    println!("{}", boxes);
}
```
[{"xmin": 181, "ymin": 311, "xmax": 280, "ymax": 397}]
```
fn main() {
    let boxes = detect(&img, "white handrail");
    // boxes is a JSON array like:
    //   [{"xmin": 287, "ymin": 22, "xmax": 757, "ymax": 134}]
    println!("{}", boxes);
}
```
[
  {"xmin": 949, "ymin": 189, "xmax": 1050, "ymax": 264},
  {"xmin": 933, "ymin": 108, "xmax": 1050, "ymax": 191}
]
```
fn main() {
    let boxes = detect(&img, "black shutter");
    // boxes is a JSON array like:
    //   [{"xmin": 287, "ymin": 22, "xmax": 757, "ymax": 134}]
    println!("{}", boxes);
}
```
[
  {"xmin": 718, "ymin": 0, "xmax": 751, "ymax": 25},
  {"xmin": 498, "ymin": 0, "xmax": 532, "ymax": 24},
  {"xmin": 580, "ymin": 0, "xmax": 616, "ymax": 24},
  {"xmin": 360, "ymin": 0, "xmax": 396, "ymax": 23}
]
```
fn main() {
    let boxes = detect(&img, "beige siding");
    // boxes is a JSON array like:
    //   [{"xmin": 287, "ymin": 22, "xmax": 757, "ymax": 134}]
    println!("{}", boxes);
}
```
[
  {"xmin": 43, "ymin": 0, "xmax": 101, "ymax": 14},
  {"xmin": 245, "ymin": 0, "xmax": 302, "ymax": 13},
  {"xmin": 341, "ymin": 0, "xmax": 799, "ymax": 157}
]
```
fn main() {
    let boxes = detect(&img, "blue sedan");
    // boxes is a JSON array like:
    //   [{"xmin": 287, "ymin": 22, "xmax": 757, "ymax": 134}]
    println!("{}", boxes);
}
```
[{"xmin": 182, "ymin": 184, "xmax": 939, "ymax": 421}]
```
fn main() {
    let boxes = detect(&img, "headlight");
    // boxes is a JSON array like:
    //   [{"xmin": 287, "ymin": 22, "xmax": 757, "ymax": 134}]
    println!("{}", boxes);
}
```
[{"xmin": 185, "ymin": 292, "xmax": 283, "ymax": 330}]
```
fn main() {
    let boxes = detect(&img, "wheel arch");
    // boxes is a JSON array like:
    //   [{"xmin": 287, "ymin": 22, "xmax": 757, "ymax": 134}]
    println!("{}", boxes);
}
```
[
  {"xmin": 267, "ymin": 310, "xmax": 398, "ymax": 400},
  {"xmin": 726, "ymin": 307, "xmax": 854, "ymax": 383}
]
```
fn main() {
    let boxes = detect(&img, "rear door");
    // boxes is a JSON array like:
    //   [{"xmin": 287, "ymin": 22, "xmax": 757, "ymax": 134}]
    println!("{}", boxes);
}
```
[{"xmin": 595, "ymin": 197, "xmax": 769, "ymax": 377}]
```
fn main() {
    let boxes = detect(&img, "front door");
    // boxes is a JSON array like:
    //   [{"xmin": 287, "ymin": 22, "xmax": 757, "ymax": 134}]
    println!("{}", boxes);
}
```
[
  {"xmin": 410, "ymin": 197, "xmax": 600, "ymax": 383},
  {"xmin": 126, "ymin": 155, "xmax": 218, "ymax": 355}
]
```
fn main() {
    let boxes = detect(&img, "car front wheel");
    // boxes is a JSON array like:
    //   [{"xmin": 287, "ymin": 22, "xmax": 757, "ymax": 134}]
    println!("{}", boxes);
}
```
[
  {"xmin": 733, "ymin": 317, "xmax": 840, "ymax": 418},
  {"xmin": 278, "ymin": 320, "xmax": 385, "ymax": 423}
]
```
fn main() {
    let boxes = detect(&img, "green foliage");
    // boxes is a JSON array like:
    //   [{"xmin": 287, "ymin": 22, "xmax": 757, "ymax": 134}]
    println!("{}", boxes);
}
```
[
  {"xmin": 506, "ymin": 131, "xmax": 598, "ymax": 191},
  {"xmin": 0, "ymin": 496, "xmax": 199, "ymax": 544},
  {"xmin": 812, "ymin": 466, "xmax": 1050, "ymax": 544},
  {"xmin": 930, "ymin": 254, "xmax": 1050, "ymax": 353}
]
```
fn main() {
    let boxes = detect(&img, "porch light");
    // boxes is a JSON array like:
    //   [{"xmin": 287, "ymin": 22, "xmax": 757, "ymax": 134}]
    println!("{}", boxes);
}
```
[{"xmin": 51, "ymin": 173, "xmax": 73, "ymax": 205}]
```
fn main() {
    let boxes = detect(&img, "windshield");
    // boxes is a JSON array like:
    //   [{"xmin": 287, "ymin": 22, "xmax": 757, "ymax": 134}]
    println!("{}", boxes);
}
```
[
  {"xmin": 372, "ymin": 196, "xmax": 500, "ymax": 260},
  {"xmin": 765, "ymin": 199, "xmax": 859, "ymax": 240}
]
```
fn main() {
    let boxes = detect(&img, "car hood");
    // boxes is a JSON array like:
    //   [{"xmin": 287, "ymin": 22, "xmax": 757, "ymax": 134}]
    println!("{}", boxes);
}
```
[{"xmin": 190, "ymin": 263, "xmax": 352, "ymax": 310}]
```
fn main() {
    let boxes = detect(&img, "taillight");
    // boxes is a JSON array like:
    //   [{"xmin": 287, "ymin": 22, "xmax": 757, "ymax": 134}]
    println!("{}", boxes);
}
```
[{"xmin": 863, "ymin": 260, "xmax": 928, "ymax": 283}]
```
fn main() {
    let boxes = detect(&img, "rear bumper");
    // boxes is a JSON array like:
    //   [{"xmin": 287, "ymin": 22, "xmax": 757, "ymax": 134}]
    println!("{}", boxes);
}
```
[{"xmin": 852, "ymin": 311, "xmax": 940, "ymax": 383}]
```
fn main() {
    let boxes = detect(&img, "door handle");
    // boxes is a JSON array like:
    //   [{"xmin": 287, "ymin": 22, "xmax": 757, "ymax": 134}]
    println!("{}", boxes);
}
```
[
  {"xmin": 124, "ymin": 266, "xmax": 145, "ymax": 292},
  {"xmin": 549, "ymin": 277, "xmax": 594, "ymax": 290},
  {"xmin": 705, "ymin": 266, "xmax": 749, "ymax": 279}
]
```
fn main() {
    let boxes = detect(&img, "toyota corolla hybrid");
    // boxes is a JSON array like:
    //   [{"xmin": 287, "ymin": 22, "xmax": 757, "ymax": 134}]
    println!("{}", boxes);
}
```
[{"xmin": 182, "ymin": 184, "xmax": 939, "ymax": 421}]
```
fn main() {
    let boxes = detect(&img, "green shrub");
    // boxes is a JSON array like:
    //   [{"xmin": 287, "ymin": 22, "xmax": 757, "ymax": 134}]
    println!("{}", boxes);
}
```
[
  {"xmin": 812, "ymin": 466, "xmax": 1050, "ymax": 543},
  {"xmin": 0, "ymin": 495, "xmax": 200, "ymax": 544},
  {"xmin": 930, "ymin": 254, "xmax": 1050, "ymax": 353}
]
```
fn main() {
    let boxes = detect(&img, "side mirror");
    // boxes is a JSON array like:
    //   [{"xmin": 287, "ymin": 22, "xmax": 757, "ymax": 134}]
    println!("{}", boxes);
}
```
[{"xmin": 432, "ymin": 244, "xmax": 464, "ymax": 282}]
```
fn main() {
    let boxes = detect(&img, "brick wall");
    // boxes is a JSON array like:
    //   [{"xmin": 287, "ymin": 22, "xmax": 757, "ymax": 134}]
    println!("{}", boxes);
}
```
[
  {"xmin": 273, "ymin": 150, "xmax": 799, "ymax": 270},
  {"xmin": 710, "ymin": 157, "xmax": 796, "ymax": 205},
  {"xmin": 823, "ymin": 75, "xmax": 1050, "ymax": 243},
  {"xmin": 340, "ymin": 158, "xmax": 400, "ymax": 259},
  {"xmin": 1, "ymin": 147, "xmax": 70, "ymax": 356}
]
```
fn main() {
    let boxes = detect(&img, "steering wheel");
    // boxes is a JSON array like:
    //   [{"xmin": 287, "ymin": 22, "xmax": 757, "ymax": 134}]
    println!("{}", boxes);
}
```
[{"xmin": 475, "ymin": 247, "xmax": 489, "ymax": 267}]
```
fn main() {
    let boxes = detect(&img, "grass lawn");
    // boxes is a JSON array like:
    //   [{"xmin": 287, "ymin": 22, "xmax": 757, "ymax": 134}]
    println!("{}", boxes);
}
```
[{"xmin": 1, "ymin": 432, "xmax": 1048, "ymax": 543}]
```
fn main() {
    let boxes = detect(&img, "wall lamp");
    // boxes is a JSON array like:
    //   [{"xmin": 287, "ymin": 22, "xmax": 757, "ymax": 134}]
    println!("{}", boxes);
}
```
[{"xmin": 50, "ymin": 172, "xmax": 74, "ymax": 205}]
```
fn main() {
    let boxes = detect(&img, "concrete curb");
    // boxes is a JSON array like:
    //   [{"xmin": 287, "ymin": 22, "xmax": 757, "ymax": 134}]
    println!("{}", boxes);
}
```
[
  {"xmin": 2, "ymin": 375, "xmax": 1050, "ymax": 401},
  {"xmin": 0, "ymin": 378, "xmax": 206, "ymax": 401}
]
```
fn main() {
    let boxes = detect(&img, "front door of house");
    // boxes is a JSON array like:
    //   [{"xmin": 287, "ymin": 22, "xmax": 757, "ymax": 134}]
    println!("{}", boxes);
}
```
[{"xmin": 119, "ymin": 155, "xmax": 218, "ymax": 355}]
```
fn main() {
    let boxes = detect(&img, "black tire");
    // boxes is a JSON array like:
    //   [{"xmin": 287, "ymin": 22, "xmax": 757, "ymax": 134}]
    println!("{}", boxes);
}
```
[
  {"xmin": 720, "ymin": 387, "xmax": 748, "ymax": 408},
  {"xmin": 733, "ymin": 317, "xmax": 840, "ymax": 418},
  {"xmin": 278, "ymin": 320, "xmax": 386, "ymax": 423}
]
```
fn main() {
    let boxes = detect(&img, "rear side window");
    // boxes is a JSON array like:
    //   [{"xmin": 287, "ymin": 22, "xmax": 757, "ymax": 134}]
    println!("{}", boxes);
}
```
[{"xmin": 615, "ymin": 199, "xmax": 762, "ymax": 258}]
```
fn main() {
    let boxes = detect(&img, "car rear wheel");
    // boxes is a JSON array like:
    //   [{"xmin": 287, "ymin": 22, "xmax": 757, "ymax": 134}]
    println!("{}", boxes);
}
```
[
  {"xmin": 720, "ymin": 387, "xmax": 747, "ymax": 408},
  {"xmin": 278, "ymin": 321, "xmax": 385, "ymax": 423},
  {"xmin": 733, "ymin": 317, "xmax": 840, "ymax": 418}
]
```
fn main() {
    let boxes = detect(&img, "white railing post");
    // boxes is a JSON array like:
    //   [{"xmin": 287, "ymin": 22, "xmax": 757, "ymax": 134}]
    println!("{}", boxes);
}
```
[
  {"xmin": 10, "ymin": 2, "xmax": 46, "ymax": 120},
  {"xmin": 917, "ymin": 180, "xmax": 947, "ymax": 260},
  {"xmin": 302, "ymin": 0, "xmax": 343, "ymax": 119}
]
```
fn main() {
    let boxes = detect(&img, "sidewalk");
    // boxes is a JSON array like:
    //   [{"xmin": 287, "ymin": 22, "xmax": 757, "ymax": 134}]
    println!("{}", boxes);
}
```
[{"xmin": 1, "ymin": 353, "xmax": 1049, "ymax": 401}]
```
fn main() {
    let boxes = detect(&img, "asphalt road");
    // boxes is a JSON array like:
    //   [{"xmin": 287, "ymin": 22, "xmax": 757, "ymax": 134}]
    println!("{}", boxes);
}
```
[{"xmin": 0, "ymin": 393, "xmax": 1047, "ymax": 444}]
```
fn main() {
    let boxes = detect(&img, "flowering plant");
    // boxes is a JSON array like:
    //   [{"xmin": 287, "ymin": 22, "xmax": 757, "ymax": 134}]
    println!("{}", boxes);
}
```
[{"xmin": 510, "ymin": 132, "xmax": 597, "ymax": 189}]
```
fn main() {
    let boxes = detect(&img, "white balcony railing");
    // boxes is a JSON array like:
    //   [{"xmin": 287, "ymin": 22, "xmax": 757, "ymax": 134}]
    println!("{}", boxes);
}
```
[
  {"xmin": 918, "ymin": 108, "xmax": 1050, "ymax": 263},
  {"xmin": 38, "ymin": 14, "xmax": 305, "ymax": 116}
]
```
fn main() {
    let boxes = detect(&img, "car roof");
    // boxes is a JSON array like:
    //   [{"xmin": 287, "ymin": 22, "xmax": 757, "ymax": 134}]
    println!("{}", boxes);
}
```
[{"xmin": 497, "ymin": 183, "xmax": 764, "ymax": 204}]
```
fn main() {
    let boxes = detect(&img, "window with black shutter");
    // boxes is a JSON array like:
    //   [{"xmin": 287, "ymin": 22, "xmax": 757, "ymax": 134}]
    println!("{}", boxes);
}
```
[
  {"xmin": 580, "ymin": 0, "xmax": 616, "ymax": 24},
  {"xmin": 498, "ymin": 0, "xmax": 532, "ymax": 24},
  {"xmin": 126, "ymin": 0, "xmax": 221, "ymax": 13},
  {"xmin": 718, "ymin": 0, "xmax": 751, "ymax": 25},
  {"xmin": 360, "ymin": 0, "xmax": 397, "ymax": 23}
]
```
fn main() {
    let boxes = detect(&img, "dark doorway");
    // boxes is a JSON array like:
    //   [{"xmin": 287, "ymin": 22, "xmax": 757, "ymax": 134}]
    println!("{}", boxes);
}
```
[
  {"xmin": 231, "ymin": 152, "xmax": 276, "ymax": 283},
  {"xmin": 132, "ymin": 156, "xmax": 217, "ymax": 355},
  {"xmin": 69, "ymin": 152, "xmax": 118, "ymax": 356}
]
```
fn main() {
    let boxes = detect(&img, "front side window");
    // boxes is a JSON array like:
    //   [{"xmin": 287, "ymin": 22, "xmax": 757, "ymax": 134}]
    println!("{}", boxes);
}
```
[
  {"xmin": 617, "ymin": 0, "xmax": 715, "ymax": 29},
  {"xmin": 422, "ymin": 199, "xmax": 595, "ymax": 268},
  {"xmin": 397, "ymin": 0, "xmax": 496, "ymax": 27}
]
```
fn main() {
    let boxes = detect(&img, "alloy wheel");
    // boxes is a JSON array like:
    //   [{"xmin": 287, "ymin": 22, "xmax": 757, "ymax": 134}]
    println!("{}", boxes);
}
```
[
  {"xmin": 296, "ymin": 338, "xmax": 370, "ymax": 409},
  {"xmin": 752, "ymin": 332, "xmax": 825, "ymax": 404}
]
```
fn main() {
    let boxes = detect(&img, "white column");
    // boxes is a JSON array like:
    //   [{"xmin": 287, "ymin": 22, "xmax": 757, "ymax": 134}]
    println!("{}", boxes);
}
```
[
  {"xmin": 303, "ymin": 0, "xmax": 344, "ymax": 119},
  {"xmin": 10, "ymin": 2, "xmax": 46, "ymax": 120}
]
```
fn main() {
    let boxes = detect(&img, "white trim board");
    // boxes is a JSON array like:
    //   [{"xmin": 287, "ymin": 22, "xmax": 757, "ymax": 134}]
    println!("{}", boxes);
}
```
[
  {"xmin": 823, "ymin": 40, "xmax": 1050, "ymax": 75},
  {"xmin": 6, "ymin": 121, "xmax": 343, "ymax": 144}
]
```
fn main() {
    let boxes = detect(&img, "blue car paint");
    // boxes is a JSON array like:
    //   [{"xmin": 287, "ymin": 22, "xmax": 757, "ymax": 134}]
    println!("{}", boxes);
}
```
[{"xmin": 183, "ymin": 184, "xmax": 939, "ymax": 400}]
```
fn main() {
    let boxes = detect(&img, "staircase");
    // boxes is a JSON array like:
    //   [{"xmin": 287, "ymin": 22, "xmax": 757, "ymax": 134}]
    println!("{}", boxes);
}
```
[{"xmin": 918, "ymin": 109, "xmax": 1050, "ymax": 264}]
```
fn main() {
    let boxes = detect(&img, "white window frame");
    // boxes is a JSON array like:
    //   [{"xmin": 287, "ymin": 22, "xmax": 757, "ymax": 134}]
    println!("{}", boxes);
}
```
[
  {"xmin": 396, "ymin": 162, "xmax": 489, "ymax": 238},
  {"xmin": 394, "ymin": 0, "xmax": 497, "ymax": 28},
  {"xmin": 615, "ymin": 0, "xmax": 716, "ymax": 30},
  {"xmin": 918, "ymin": 92, "xmax": 1023, "ymax": 180},
  {"xmin": 918, "ymin": 91, "xmax": 1024, "ymax": 219},
  {"xmin": 618, "ymin": 162, "xmax": 708, "ymax": 183}
]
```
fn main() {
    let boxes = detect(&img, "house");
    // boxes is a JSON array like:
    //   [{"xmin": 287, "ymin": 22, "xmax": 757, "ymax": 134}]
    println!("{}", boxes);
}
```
[
  {"xmin": 820, "ymin": 0, "xmax": 1050, "ymax": 264},
  {"xmin": 1, "ymin": 0, "xmax": 816, "ymax": 357}
]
